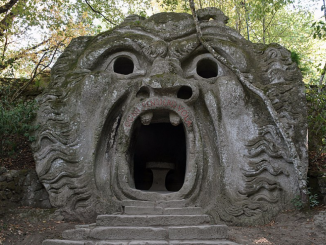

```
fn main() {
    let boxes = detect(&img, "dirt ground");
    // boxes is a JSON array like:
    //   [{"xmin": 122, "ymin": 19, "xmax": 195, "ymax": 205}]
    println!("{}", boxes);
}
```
[{"xmin": 0, "ymin": 206, "xmax": 325, "ymax": 245}]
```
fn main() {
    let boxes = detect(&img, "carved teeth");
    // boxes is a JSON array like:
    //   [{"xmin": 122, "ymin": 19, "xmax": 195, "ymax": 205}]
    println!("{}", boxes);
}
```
[
  {"xmin": 141, "ymin": 112, "xmax": 153, "ymax": 125},
  {"xmin": 169, "ymin": 112, "xmax": 181, "ymax": 126}
]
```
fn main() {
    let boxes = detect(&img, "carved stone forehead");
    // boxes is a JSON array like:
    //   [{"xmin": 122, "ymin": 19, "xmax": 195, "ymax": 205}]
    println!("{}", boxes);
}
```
[
  {"xmin": 78, "ymin": 11, "xmax": 248, "ymax": 70},
  {"xmin": 118, "ymin": 10, "xmax": 237, "ymax": 40},
  {"xmin": 140, "ymin": 12, "xmax": 196, "ymax": 41}
]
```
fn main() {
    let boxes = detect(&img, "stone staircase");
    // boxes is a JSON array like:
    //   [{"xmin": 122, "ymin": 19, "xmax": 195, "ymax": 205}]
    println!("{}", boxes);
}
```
[{"xmin": 43, "ymin": 200, "xmax": 239, "ymax": 245}]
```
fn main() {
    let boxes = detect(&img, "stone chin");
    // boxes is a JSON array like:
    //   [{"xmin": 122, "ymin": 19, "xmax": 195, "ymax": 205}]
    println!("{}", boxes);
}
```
[{"xmin": 32, "ymin": 9, "xmax": 308, "ymax": 225}]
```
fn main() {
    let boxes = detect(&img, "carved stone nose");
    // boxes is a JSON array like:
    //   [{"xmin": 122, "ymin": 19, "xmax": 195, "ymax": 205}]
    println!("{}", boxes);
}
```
[
  {"xmin": 150, "ymin": 57, "xmax": 183, "ymax": 77},
  {"xmin": 137, "ymin": 57, "xmax": 199, "ymax": 104},
  {"xmin": 136, "ymin": 85, "xmax": 194, "ymax": 101}
]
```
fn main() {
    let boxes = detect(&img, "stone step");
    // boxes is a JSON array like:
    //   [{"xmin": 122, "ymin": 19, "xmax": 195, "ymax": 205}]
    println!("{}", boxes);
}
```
[
  {"xmin": 168, "ymin": 225, "xmax": 228, "ymax": 240},
  {"xmin": 121, "ymin": 200, "xmax": 186, "ymax": 208},
  {"xmin": 96, "ymin": 214, "xmax": 211, "ymax": 226},
  {"xmin": 43, "ymin": 240, "xmax": 239, "ymax": 245},
  {"xmin": 164, "ymin": 207, "xmax": 203, "ymax": 215},
  {"xmin": 169, "ymin": 241, "xmax": 239, "ymax": 245},
  {"xmin": 63, "ymin": 227, "xmax": 168, "ymax": 240},
  {"xmin": 90, "ymin": 227, "xmax": 169, "ymax": 240},
  {"xmin": 124, "ymin": 206, "xmax": 203, "ymax": 215},
  {"xmin": 61, "ymin": 225, "xmax": 228, "ymax": 241}
]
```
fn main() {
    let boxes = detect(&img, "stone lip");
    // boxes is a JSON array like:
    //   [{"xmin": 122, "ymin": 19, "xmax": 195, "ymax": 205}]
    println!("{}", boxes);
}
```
[
  {"xmin": 123, "ymin": 97, "xmax": 195, "ymax": 133},
  {"xmin": 116, "ymin": 96, "xmax": 199, "ymax": 202}
]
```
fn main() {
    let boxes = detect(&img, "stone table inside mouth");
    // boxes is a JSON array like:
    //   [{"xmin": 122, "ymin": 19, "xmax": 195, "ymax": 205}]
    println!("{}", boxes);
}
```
[{"xmin": 146, "ymin": 162, "xmax": 175, "ymax": 191}]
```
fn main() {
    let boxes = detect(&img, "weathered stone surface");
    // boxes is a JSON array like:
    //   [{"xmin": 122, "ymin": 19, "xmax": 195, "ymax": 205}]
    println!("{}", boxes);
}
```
[
  {"xmin": 21, "ymin": 170, "xmax": 52, "ymax": 208},
  {"xmin": 43, "ymin": 240, "xmax": 238, "ymax": 245},
  {"xmin": 32, "ymin": 7, "xmax": 308, "ymax": 226},
  {"xmin": 62, "ymin": 228, "xmax": 91, "ymax": 240},
  {"xmin": 124, "ymin": 206, "xmax": 164, "ymax": 215},
  {"xmin": 43, "ymin": 200, "xmax": 237, "ymax": 243},
  {"xmin": 89, "ymin": 227, "xmax": 169, "ymax": 240},
  {"xmin": 91, "ymin": 242, "xmax": 128, "ymax": 245},
  {"xmin": 0, "ymin": 168, "xmax": 51, "ymax": 216},
  {"xmin": 168, "ymin": 225, "xmax": 228, "ymax": 240},
  {"xmin": 122, "ymin": 200, "xmax": 186, "ymax": 208},
  {"xmin": 163, "ymin": 207, "xmax": 203, "ymax": 215},
  {"xmin": 129, "ymin": 242, "xmax": 168, "ymax": 245},
  {"xmin": 169, "ymin": 241, "xmax": 238, "ymax": 245},
  {"xmin": 43, "ymin": 240, "xmax": 86, "ymax": 245},
  {"xmin": 96, "ymin": 214, "xmax": 210, "ymax": 226}
]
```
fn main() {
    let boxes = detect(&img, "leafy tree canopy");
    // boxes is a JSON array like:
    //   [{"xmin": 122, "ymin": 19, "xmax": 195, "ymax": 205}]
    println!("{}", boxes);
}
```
[
  {"xmin": 0, "ymin": 0, "xmax": 324, "ymax": 93},
  {"xmin": 0, "ymin": 0, "xmax": 151, "ymax": 81}
]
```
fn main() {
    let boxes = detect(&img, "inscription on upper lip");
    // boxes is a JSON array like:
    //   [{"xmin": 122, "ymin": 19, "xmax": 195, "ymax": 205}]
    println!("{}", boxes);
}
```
[{"xmin": 124, "ymin": 98, "xmax": 193, "ymax": 129}]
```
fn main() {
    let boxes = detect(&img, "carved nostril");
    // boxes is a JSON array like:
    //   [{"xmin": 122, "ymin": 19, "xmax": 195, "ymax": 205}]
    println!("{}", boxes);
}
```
[
  {"xmin": 177, "ymin": 86, "xmax": 193, "ymax": 100},
  {"xmin": 136, "ymin": 86, "xmax": 150, "ymax": 99}
]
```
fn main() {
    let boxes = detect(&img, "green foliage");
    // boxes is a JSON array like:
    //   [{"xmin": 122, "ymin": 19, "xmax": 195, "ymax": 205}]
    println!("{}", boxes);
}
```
[
  {"xmin": 312, "ymin": 20, "xmax": 326, "ymax": 39},
  {"xmin": 309, "ymin": 193, "xmax": 320, "ymax": 207},
  {"xmin": 291, "ymin": 51, "xmax": 314, "ymax": 78},
  {"xmin": 158, "ymin": 0, "xmax": 185, "ymax": 11},
  {"xmin": 0, "ymin": 83, "xmax": 38, "ymax": 163},
  {"xmin": 291, "ymin": 195, "xmax": 305, "ymax": 210},
  {"xmin": 0, "ymin": 0, "xmax": 153, "ymax": 79},
  {"xmin": 306, "ymin": 85, "xmax": 326, "ymax": 154},
  {"xmin": 247, "ymin": 0, "xmax": 293, "ymax": 19},
  {"xmin": 291, "ymin": 51, "xmax": 300, "ymax": 64},
  {"xmin": 291, "ymin": 189, "xmax": 320, "ymax": 210}
]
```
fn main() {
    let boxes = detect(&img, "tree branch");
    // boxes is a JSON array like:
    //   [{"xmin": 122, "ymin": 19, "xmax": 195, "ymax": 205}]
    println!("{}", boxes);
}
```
[
  {"xmin": 10, "ymin": 52, "xmax": 47, "ymax": 102},
  {"xmin": 1, "ymin": 34, "xmax": 9, "ymax": 61},
  {"xmin": 319, "ymin": 62, "xmax": 326, "ymax": 92},
  {"xmin": 0, "ymin": 12, "xmax": 15, "ymax": 36},
  {"xmin": 10, "ymin": 39, "xmax": 64, "ymax": 101},
  {"xmin": 84, "ymin": 0, "xmax": 116, "ymax": 26},
  {"xmin": 0, "ymin": 38, "xmax": 52, "ymax": 71},
  {"xmin": 265, "ymin": 10, "xmax": 278, "ymax": 31},
  {"xmin": 0, "ymin": 0, "xmax": 19, "ymax": 14}
]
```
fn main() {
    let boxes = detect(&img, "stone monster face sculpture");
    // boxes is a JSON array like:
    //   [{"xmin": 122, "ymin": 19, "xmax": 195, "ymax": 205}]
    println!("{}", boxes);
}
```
[{"xmin": 32, "ymin": 8, "xmax": 308, "ymax": 225}]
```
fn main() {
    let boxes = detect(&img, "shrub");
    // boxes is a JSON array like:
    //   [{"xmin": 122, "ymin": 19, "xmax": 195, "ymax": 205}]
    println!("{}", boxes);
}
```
[
  {"xmin": 306, "ymin": 85, "xmax": 326, "ymax": 159},
  {"xmin": 0, "ymin": 83, "xmax": 38, "ymax": 165}
]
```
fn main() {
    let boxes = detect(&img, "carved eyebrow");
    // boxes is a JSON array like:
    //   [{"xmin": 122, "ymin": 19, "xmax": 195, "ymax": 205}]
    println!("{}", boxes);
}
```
[
  {"xmin": 168, "ymin": 35, "xmax": 200, "ymax": 60},
  {"xmin": 207, "ymin": 38, "xmax": 249, "ymax": 72},
  {"xmin": 168, "ymin": 35, "xmax": 248, "ymax": 72},
  {"xmin": 77, "ymin": 33, "xmax": 168, "ymax": 70}
]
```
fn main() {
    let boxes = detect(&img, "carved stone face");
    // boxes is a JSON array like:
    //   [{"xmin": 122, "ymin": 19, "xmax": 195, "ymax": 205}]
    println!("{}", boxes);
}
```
[{"xmin": 32, "ymin": 8, "xmax": 308, "ymax": 225}]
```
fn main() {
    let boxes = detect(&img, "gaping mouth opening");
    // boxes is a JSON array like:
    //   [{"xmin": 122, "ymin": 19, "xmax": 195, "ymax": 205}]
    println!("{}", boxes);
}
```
[{"xmin": 130, "ymin": 110, "xmax": 186, "ymax": 192}]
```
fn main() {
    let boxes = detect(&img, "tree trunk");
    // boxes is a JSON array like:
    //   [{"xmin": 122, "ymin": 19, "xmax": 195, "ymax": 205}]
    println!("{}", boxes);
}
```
[{"xmin": 319, "ymin": 62, "xmax": 326, "ymax": 93}]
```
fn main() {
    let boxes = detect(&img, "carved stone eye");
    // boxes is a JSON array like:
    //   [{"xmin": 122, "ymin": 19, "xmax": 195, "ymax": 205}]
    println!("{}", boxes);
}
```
[
  {"xmin": 113, "ymin": 56, "xmax": 134, "ymax": 75},
  {"xmin": 196, "ymin": 58, "xmax": 218, "ymax": 79}
]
